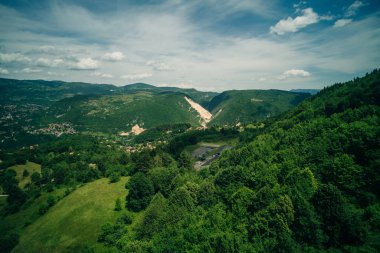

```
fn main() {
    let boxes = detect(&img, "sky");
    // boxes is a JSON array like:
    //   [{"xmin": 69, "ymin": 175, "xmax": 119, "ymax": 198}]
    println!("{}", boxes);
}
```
[{"xmin": 0, "ymin": 0, "xmax": 379, "ymax": 91}]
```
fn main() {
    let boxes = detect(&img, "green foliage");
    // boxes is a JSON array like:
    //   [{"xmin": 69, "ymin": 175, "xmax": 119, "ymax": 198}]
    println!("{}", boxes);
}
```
[
  {"xmin": 30, "ymin": 172, "xmax": 41, "ymax": 185},
  {"xmin": 0, "ymin": 232, "xmax": 19, "ymax": 253},
  {"xmin": 98, "ymin": 222, "xmax": 127, "ymax": 246},
  {"xmin": 114, "ymin": 198, "xmax": 122, "ymax": 211},
  {"xmin": 136, "ymin": 192, "xmax": 169, "ymax": 238},
  {"xmin": 178, "ymin": 150, "xmax": 194, "ymax": 170},
  {"xmin": 117, "ymin": 213, "xmax": 132, "ymax": 225},
  {"xmin": 126, "ymin": 172, "xmax": 154, "ymax": 212},
  {"xmin": 148, "ymin": 166, "xmax": 179, "ymax": 197},
  {"xmin": 109, "ymin": 172, "xmax": 121, "ymax": 183},
  {"xmin": 22, "ymin": 169, "xmax": 29, "ymax": 178}
]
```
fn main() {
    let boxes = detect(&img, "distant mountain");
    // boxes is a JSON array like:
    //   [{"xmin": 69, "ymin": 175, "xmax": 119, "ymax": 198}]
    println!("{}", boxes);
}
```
[
  {"xmin": 44, "ymin": 92, "xmax": 203, "ymax": 133},
  {"xmin": 0, "ymin": 78, "xmax": 312, "ymax": 148},
  {"xmin": 121, "ymin": 83, "xmax": 218, "ymax": 107},
  {"xmin": 207, "ymin": 89, "xmax": 311, "ymax": 125},
  {"xmin": 0, "ymin": 78, "xmax": 115, "ymax": 105},
  {"xmin": 290, "ymin": 89, "xmax": 320, "ymax": 95}
]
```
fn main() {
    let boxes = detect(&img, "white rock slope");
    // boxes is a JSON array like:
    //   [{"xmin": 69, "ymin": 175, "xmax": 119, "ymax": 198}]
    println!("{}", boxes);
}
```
[{"xmin": 184, "ymin": 96, "xmax": 212, "ymax": 126}]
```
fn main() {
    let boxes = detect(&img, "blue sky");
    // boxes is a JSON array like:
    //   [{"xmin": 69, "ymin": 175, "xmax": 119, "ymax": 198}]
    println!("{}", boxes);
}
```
[{"xmin": 0, "ymin": 0, "xmax": 379, "ymax": 91}]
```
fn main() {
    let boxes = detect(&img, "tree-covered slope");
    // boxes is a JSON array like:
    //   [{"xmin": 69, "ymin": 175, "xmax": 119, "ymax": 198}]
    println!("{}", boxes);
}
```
[
  {"xmin": 1, "ymin": 71, "xmax": 379, "ymax": 253},
  {"xmin": 121, "ymin": 83, "xmax": 219, "ymax": 107},
  {"xmin": 207, "ymin": 89, "xmax": 310, "ymax": 125},
  {"xmin": 0, "ymin": 78, "xmax": 217, "ymax": 106},
  {"xmin": 44, "ymin": 92, "xmax": 202, "ymax": 133},
  {"xmin": 206, "ymin": 69, "xmax": 380, "ymax": 252},
  {"xmin": 97, "ymin": 70, "xmax": 380, "ymax": 252},
  {"xmin": 0, "ymin": 78, "xmax": 116, "ymax": 105}
]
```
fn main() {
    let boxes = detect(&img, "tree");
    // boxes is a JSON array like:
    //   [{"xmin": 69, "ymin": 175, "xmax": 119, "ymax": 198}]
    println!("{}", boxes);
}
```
[
  {"xmin": 126, "ymin": 172, "xmax": 154, "ymax": 211},
  {"xmin": 131, "ymin": 151, "xmax": 154, "ymax": 173},
  {"xmin": 6, "ymin": 184, "xmax": 26, "ymax": 213},
  {"xmin": 47, "ymin": 195, "xmax": 56, "ymax": 207},
  {"xmin": 0, "ymin": 232, "xmax": 19, "ymax": 253},
  {"xmin": 178, "ymin": 151, "xmax": 194, "ymax": 170},
  {"xmin": 137, "ymin": 192, "xmax": 168, "ymax": 238},
  {"xmin": 22, "ymin": 169, "xmax": 29, "ymax": 178},
  {"xmin": 114, "ymin": 198, "xmax": 122, "ymax": 211},
  {"xmin": 31, "ymin": 172, "xmax": 41, "ymax": 185},
  {"xmin": 148, "ymin": 166, "xmax": 178, "ymax": 197},
  {"xmin": 109, "ymin": 172, "xmax": 120, "ymax": 183}
]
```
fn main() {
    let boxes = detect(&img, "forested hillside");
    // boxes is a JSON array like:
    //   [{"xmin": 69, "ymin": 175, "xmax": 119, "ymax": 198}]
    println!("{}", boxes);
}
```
[
  {"xmin": 43, "ymin": 92, "xmax": 202, "ymax": 132},
  {"xmin": 208, "ymin": 89, "xmax": 310, "ymax": 125},
  {"xmin": 91, "ymin": 70, "xmax": 380, "ymax": 252},
  {"xmin": 0, "ymin": 78, "xmax": 310, "ymax": 149},
  {"xmin": 0, "ymin": 70, "xmax": 379, "ymax": 253}
]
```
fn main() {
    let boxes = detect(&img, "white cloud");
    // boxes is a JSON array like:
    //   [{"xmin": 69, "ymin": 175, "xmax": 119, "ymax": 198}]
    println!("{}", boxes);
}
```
[
  {"xmin": 293, "ymin": 1, "xmax": 307, "ymax": 9},
  {"xmin": 345, "ymin": 1, "xmax": 368, "ymax": 17},
  {"xmin": 46, "ymin": 71, "xmax": 65, "ymax": 76},
  {"xmin": 103, "ymin": 52, "xmax": 125, "ymax": 61},
  {"xmin": 91, "ymin": 72, "xmax": 113, "ymax": 78},
  {"xmin": 279, "ymin": 69, "xmax": 311, "ymax": 79},
  {"xmin": 334, "ymin": 19, "xmax": 353, "ymax": 28},
  {"xmin": 21, "ymin": 68, "xmax": 41, "ymax": 73},
  {"xmin": 37, "ymin": 45, "xmax": 56, "ymax": 53},
  {"xmin": 258, "ymin": 77, "xmax": 267, "ymax": 82},
  {"xmin": 0, "ymin": 53, "xmax": 30, "ymax": 63},
  {"xmin": 120, "ymin": 73, "xmax": 152, "ymax": 80},
  {"xmin": 35, "ymin": 57, "xmax": 64, "ymax": 67},
  {"xmin": 270, "ymin": 8, "xmax": 319, "ymax": 35},
  {"xmin": 157, "ymin": 82, "xmax": 195, "ymax": 89},
  {"xmin": 146, "ymin": 60, "xmax": 172, "ymax": 71},
  {"xmin": 0, "ymin": 68, "xmax": 9, "ymax": 74},
  {"xmin": 320, "ymin": 15, "xmax": 334, "ymax": 21},
  {"xmin": 71, "ymin": 58, "xmax": 99, "ymax": 70}
]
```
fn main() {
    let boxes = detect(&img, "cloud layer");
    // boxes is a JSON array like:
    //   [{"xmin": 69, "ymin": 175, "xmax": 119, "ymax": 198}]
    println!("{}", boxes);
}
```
[{"xmin": 0, "ymin": 0, "xmax": 378, "ymax": 90}]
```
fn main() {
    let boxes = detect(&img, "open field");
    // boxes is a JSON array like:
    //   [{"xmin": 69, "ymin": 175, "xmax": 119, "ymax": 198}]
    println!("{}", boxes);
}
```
[{"xmin": 12, "ymin": 177, "xmax": 129, "ymax": 253}]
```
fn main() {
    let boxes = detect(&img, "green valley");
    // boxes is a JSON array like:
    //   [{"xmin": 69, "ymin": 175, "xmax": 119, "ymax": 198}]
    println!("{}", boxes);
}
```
[
  {"xmin": 1, "ymin": 1, "xmax": 379, "ymax": 252},
  {"xmin": 0, "ymin": 70, "xmax": 379, "ymax": 253}
]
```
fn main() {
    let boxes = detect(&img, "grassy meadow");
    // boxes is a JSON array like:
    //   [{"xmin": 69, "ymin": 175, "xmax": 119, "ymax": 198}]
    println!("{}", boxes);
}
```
[{"xmin": 11, "ymin": 177, "xmax": 129, "ymax": 253}]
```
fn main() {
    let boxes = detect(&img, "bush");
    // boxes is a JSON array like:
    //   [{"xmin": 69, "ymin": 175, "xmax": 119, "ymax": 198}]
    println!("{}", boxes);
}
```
[
  {"xmin": 47, "ymin": 195, "xmax": 56, "ymax": 207},
  {"xmin": 38, "ymin": 204, "xmax": 49, "ymax": 215},
  {"xmin": 114, "ymin": 198, "xmax": 122, "ymax": 211},
  {"xmin": 117, "ymin": 213, "xmax": 133, "ymax": 225},
  {"xmin": 126, "ymin": 172, "xmax": 154, "ymax": 212},
  {"xmin": 22, "ymin": 169, "xmax": 29, "ymax": 178},
  {"xmin": 0, "ymin": 232, "xmax": 19, "ymax": 253},
  {"xmin": 109, "ymin": 172, "xmax": 121, "ymax": 183}
]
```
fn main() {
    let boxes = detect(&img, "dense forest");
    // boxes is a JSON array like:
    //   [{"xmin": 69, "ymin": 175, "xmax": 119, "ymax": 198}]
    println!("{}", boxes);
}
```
[
  {"xmin": 0, "ymin": 70, "xmax": 379, "ymax": 252},
  {"xmin": 96, "ymin": 70, "xmax": 380, "ymax": 252}
]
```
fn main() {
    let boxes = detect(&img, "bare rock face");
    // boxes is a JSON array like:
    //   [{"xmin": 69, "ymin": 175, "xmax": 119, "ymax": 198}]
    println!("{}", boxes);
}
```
[
  {"xmin": 119, "ymin": 124, "xmax": 145, "ymax": 136},
  {"xmin": 184, "ymin": 96, "xmax": 212, "ymax": 126}
]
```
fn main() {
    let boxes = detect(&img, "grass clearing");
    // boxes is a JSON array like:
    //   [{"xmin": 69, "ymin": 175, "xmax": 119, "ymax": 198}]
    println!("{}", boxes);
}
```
[
  {"xmin": 7, "ymin": 161, "xmax": 41, "ymax": 188},
  {"xmin": 12, "ymin": 177, "xmax": 129, "ymax": 253}
]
